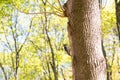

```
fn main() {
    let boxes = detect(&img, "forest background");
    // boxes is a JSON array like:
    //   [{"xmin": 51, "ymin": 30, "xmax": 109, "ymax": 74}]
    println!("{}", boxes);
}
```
[{"xmin": 0, "ymin": 0, "xmax": 120, "ymax": 80}]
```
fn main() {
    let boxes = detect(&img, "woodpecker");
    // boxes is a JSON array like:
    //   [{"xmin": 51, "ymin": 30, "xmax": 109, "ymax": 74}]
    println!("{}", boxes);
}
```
[{"xmin": 63, "ymin": 44, "xmax": 71, "ymax": 56}]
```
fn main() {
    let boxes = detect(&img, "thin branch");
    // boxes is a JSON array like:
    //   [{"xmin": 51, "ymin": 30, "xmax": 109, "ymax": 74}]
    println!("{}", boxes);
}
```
[
  {"xmin": 29, "ymin": 40, "xmax": 42, "ymax": 51},
  {"xmin": 15, "ymin": 20, "xmax": 32, "ymax": 80},
  {"xmin": 0, "ymin": 62, "xmax": 7, "ymax": 80},
  {"xmin": 46, "ymin": 61, "xmax": 52, "ymax": 80},
  {"xmin": 1, "ymin": 22, "xmax": 13, "ymax": 52},
  {"xmin": 57, "ymin": 0, "xmax": 64, "ymax": 11},
  {"xmin": 10, "ymin": 13, "xmax": 18, "ymax": 54},
  {"xmin": 1, "ymin": 21, "xmax": 14, "ymax": 80},
  {"xmin": 17, "ymin": 20, "xmax": 32, "ymax": 53},
  {"xmin": 41, "ymin": 0, "xmax": 58, "ymax": 79},
  {"xmin": 102, "ymin": 0, "xmax": 107, "ymax": 9},
  {"xmin": 101, "ymin": 40, "xmax": 111, "ymax": 80},
  {"xmin": 61, "ymin": 68, "xmax": 66, "ymax": 80},
  {"xmin": 11, "ymin": 3, "xmax": 65, "ymax": 17},
  {"xmin": 111, "ymin": 40, "xmax": 116, "ymax": 66},
  {"xmin": 41, "ymin": 62, "xmax": 47, "ymax": 80},
  {"xmin": 11, "ymin": 54, "xmax": 15, "ymax": 71},
  {"xmin": 117, "ymin": 56, "xmax": 120, "ymax": 73},
  {"xmin": 47, "ymin": 0, "xmax": 63, "ymax": 12},
  {"xmin": 9, "ymin": 12, "xmax": 19, "ymax": 80}
]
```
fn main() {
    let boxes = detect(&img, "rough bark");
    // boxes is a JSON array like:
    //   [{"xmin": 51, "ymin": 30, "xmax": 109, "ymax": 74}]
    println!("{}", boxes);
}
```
[{"xmin": 64, "ymin": 0, "xmax": 106, "ymax": 80}]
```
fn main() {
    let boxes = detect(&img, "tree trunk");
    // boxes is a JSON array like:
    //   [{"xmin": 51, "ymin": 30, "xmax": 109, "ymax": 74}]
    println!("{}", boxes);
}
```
[
  {"xmin": 64, "ymin": 0, "xmax": 106, "ymax": 80},
  {"xmin": 115, "ymin": 0, "xmax": 120, "ymax": 42}
]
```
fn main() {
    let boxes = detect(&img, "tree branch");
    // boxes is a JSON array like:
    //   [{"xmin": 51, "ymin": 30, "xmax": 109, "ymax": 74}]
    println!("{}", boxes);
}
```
[
  {"xmin": 11, "ymin": 2, "xmax": 65, "ymax": 17},
  {"xmin": 57, "ymin": 0, "xmax": 64, "ymax": 11},
  {"xmin": 0, "ymin": 62, "xmax": 7, "ymax": 80}
]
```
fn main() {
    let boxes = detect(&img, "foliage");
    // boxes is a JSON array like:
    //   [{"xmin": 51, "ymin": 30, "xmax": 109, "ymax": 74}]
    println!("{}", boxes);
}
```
[
  {"xmin": 0, "ymin": 0, "xmax": 120, "ymax": 80},
  {"xmin": 101, "ymin": 2, "xmax": 120, "ymax": 80}
]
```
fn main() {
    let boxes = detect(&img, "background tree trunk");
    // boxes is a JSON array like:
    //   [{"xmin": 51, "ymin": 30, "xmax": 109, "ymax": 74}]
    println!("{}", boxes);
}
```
[
  {"xmin": 115, "ymin": 0, "xmax": 120, "ymax": 42},
  {"xmin": 64, "ymin": 0, "xmax": 107, "ymax": 80}
]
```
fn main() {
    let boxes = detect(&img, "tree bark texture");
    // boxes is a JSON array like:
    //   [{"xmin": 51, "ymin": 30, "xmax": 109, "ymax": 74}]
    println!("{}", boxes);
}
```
[{"xmin": 64, "ymin": 0, "xmax": 106, "ymax": 80}]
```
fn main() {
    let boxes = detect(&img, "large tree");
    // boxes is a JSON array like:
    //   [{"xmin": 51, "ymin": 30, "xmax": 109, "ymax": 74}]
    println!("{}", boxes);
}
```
[{"xmin": 63, "ymin": 0, "xmax": 106, "ymax": 80}]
